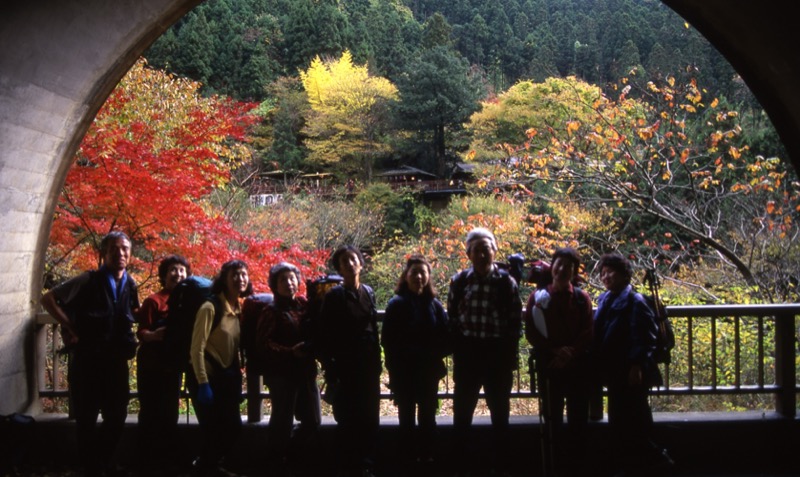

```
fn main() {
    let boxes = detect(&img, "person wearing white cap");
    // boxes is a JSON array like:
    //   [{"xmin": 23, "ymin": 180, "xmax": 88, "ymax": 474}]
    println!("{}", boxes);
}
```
[{"xmin": 447, "ymin": 227, "xmax": 522, "ymax": 475}]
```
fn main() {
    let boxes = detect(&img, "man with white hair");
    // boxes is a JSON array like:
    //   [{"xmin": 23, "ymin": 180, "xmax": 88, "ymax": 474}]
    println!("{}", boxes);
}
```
[{"xmin": 447, "ymin": 227, "xmax": 522, "ymax": 474}]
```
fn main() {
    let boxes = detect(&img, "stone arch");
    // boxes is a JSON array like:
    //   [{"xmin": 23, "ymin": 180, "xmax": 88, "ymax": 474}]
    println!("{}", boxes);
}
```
[
  {"xmin": 0, "ymin": 0, "xmax": 201, "ymax": 414},
  {"xmin": 0, "ymin": 0, "xmax": 798, "ymax": 414}
]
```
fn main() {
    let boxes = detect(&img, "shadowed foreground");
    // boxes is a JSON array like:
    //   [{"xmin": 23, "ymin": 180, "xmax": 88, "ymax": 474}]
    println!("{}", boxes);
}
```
[{"xmin": 5, "ymin": 413, "xmax": 799, "ymax": 477}]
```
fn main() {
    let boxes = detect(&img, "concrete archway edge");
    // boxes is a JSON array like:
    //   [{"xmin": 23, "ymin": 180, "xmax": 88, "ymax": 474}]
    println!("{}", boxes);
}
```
[{"xmin": 0, "ymin": 0, "xmax": 200, "ymax": 414}]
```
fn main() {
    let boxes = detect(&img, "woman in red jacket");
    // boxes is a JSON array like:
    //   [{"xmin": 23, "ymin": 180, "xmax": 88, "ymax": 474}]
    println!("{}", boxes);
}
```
[
  {"xmin": 255, "ymin": 262, "xmax": 320, "ymax": 475},
  {"xmin": 135, "ymin": 254, "xmax": 190, "ymax": 473},
  {"xmin": 524, "ymin": 248, "xmax": 593, "ymax": 475}
]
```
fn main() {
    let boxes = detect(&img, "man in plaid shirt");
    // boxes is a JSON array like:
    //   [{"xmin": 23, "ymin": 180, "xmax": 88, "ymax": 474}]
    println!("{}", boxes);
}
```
[{"xmin": 447, "ymin": 227, "xmax": 522, "ymax": 473}]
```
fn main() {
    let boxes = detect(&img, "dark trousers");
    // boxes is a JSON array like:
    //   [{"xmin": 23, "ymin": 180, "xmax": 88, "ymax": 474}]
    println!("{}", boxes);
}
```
[
  {"xmin": 136, "ymin": 347, "xmax": 181, "ymax": 469},
  {"xmin": 263, "ymin": 373, "xmax": 321, "ymax": 460},
  {"xmin": 452, "ymin": 339, "xmax": 515, "ymax": 468},
  {"xmin": 71, "ymin": 351, "xmax": 130, "ymax": 475},
  {"xmin": 187, "ymin": 365, "xmax": 243, "ymax": 469},
  {"xmin": 331, "ymin": 364, "xmax": 381, "ymax": 473},
  {"xmin": 536, "ymin": 362, "xmax": 590, "ymax": 473},
  {"xmin": 392, "ymin": 371, "xmax": 441, "ymax": 461},
  {"xmin": 606, "ymin": 375, "xmax": 663, "ymax": 470}
]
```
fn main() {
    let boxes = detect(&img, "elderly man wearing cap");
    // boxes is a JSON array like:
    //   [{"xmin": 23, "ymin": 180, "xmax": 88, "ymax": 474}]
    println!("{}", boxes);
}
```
[
  {"xmin": 255, "ymin": 262, "xmax": 321, "ymax": 475},
  {"xmin": 447, "ymin": 227, "xmax": 522, "ymax": 474}
]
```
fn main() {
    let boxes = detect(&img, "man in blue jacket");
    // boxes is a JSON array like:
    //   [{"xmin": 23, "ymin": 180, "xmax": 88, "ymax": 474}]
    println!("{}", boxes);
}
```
[{"xmin": 42, "ymin": 231, "xmax": 139, "ymax": 477}]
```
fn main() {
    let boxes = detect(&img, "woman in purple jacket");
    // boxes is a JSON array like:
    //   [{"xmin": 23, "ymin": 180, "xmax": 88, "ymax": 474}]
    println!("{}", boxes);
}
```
[{"xmin": 593, "ymin": 253, "xmax": 673, "ymax": 475}]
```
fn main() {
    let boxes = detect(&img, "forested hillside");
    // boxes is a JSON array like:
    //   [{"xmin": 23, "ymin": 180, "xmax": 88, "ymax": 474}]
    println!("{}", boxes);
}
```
[
  {"xmin": 146, "ymin": 0, "xmax": 735, "ymax": 102},
  {"xmin": 145, "ymin": 0, "xmax": 772, "ymax": 180}
]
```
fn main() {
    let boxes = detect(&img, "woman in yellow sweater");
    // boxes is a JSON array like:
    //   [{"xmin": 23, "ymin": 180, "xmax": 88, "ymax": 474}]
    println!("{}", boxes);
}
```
[{"xmin": 188, "ymin": 260, "xmax": 253, "ymax": 477}]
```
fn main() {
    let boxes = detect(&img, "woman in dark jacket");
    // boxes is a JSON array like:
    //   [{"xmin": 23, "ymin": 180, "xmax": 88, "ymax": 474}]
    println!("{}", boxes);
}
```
[
  {"xmin": 593, "ymin": 253, "xmax": 673, "ymax": 475},
  {"xmin": 524, "ymin": 248, "xmax": 592, "ymax": 473},
  {"xmin": 255, "ymin": 262, "xmax": 321, "ymax": 475},
  {"xmin": 382, "ymin": 255, "xmax": 449, "ymax": 466},
  {"xmin": 317, "ymin": 245, "xmax": 381, "ymax": 477}
]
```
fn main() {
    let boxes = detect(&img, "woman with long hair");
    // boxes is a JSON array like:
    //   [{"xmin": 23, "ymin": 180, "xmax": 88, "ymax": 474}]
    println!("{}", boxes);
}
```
[{"xmin": 188, "ymin": 260, "xmax": 253, "ymax": 477}]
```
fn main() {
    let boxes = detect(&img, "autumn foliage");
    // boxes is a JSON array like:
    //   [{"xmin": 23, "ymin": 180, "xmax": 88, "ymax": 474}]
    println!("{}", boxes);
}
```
[
  {"xmin": 469, "ymin": 74, "xmax": 800, "ymax": 302},
  {"xmin": 48, "ymin": 59, "xmax": 328, "ymax": 294},
  {"xmin": 300, "ymin": 50, "xmax": 399, "ymax": 180}
]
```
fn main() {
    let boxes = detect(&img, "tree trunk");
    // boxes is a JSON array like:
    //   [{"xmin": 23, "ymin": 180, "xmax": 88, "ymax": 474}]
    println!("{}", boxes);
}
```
[{"xmin": 435, "ymin": 122, "xmax": 446, "ymax": 177}]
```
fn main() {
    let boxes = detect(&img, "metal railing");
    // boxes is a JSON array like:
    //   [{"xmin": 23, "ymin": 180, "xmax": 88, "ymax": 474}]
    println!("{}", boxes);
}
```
[{"xmin": 35, "ymin": 304, "xmax": 799, "ymax": 421}]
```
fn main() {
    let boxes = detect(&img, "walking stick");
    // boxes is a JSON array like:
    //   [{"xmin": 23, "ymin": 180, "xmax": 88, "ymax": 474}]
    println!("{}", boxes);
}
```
[{"xmin": 535, "ymin": 357, "xmax": 555, "ymax": 477}]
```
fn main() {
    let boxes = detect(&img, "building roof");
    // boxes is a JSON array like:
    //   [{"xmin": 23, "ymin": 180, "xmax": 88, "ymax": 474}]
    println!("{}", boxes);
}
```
[
  {"xmin": 453, "ymin": 162, "xmax": 476, "ymax": 174},
  {"xmin": 376, "ymin": 165, "xmax": 438, "ymax": 179}
]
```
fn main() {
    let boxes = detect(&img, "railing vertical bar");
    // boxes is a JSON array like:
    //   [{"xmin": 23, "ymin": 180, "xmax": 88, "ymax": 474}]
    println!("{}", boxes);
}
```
[
  {"xmin": 688, "ymin": 316, "xmax": 694, "ymax": 389},
  {"xmin": 711, "ymin": 317, "xmax": 717, "ymax": 389},
  {"xmin": 734, "ymin": 315, "xmax": 741, "ymax": 389},
  {"xmin": 757, "ymin": 316, "xmax": 764, "ymax": 387},
  {"xmin": 52, "ymin": 324, "xmax": 61, "ymax": 394},
  {"xmin": 35, "ymin": 322, "xmax": 48, "ymax": 393},
  {"xmin": 773, "ymin": 312, "xmax": 797, "ymax": 417},
  {"xmin": 246, "ymin": 369, "xmax": 263, "ymax": 423},
  {"xmin": 444, "ymin": 355, "xmax": 452, "ymax": 394}
]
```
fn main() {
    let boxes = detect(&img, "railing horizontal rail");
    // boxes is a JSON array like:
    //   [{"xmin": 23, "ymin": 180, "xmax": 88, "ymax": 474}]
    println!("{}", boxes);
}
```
[
  {"xmin": 664, "ymin": 303, "xmax": 800, "ymax": 317},
  {"xmin": 35, "ymin": 304, "xmax": 799, "ymax": 420}
]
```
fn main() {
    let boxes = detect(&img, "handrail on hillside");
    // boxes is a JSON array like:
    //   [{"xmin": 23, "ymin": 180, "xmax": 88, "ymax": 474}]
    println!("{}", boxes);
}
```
[{"xmin": 35, "ymin": 304, "xmax": 799, "ymax": 422}]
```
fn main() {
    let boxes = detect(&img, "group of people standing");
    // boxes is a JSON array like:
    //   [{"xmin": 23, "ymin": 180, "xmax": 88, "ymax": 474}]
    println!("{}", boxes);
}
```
[{"xmin": 41, "ymin": 227, "xmax": 671, "ymax": 477}]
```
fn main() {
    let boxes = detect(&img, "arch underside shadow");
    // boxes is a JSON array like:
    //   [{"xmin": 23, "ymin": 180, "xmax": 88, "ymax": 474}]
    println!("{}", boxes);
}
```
[{"xmin": 0, "ymin": 0, "xmax": 797, "ymax": 413}]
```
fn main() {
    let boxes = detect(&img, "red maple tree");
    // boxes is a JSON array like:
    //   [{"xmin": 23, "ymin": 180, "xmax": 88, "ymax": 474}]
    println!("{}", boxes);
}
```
[{"xmin": 48, "ymin": 59, "xmax": 327, "ymax": 294}]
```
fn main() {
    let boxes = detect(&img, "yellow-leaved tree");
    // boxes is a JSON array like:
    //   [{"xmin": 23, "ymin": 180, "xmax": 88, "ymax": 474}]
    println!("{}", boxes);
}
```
[{"xmin": 300, "ymin": 50, "xmax": 398, "ymax": 180}]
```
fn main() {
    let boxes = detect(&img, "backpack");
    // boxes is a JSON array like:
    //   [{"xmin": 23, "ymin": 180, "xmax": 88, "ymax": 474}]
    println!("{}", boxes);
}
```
[
  {"xmin": 306, "ymin": 274, "xmax": 344, "ymax": 306},
  {"xmin": 164, "ymin": 276, "xmax": 222, "ymax": 371},
  {"xmin": 239, "ymin": 293, "xmax": 274, "ymax": 373},
  {"xmin": 641, "ymin": 269, "xmax": 675, "ymax": 364},
  {"xmin": 507, "ymin": 253, "xmax": 526, "ymax": 285},
  {"xmin": 528, "ymin": 259, "xmax": 553, "ymax": 289},
  {"xmin": 305, "ymin": 274, "xmax": 343, "ymax": 337}
]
